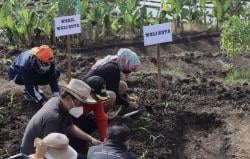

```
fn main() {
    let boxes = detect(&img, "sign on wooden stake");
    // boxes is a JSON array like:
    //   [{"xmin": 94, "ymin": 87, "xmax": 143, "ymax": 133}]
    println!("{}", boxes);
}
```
[
  {"xmin": 143, "ymin": 22, "xmax": 173, "ymax": 100},
  {"xmin": 55, "ymin": 14, "xmax": 81, "ymax": 81}
]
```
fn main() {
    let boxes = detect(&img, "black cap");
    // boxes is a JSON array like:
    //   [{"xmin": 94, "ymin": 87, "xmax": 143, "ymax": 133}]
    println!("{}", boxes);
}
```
[{"xmin": 85, "ymin": 76, "xmax": 109, "ymax": 100}]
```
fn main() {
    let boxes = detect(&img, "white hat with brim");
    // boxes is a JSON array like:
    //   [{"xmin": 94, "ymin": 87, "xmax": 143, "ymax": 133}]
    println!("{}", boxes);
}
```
[
  {"xmin": 43, "ymin": 133, "xmax": 77, "ymax": 159},
  {"xmin": 59, "ymin": 79, "xmax": 96, "ymax": 104},
  {"xmin": 45, "ymin": 145, "xmax": 77, "ymax": 159}
]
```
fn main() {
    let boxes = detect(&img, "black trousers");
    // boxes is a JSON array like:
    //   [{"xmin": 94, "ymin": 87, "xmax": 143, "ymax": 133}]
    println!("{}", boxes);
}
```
[
  {"xmin": 8, "ymin": 68, "xmax": 60, "ymax": 86},
  {"xmin": 68, "ymin": 112, "xmax": 97, "ymax": 155}
]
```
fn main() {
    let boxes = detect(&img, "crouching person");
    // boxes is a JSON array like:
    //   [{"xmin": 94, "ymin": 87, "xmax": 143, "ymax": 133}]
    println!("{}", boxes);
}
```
[
  {"xmin": 83, "ymin": 48, "xmax": 141, "ymax": 111},
  {"xmin": 87, "ymin": 123, "xmax": 137, "ymax": 159},
  {"xmin": 20, "ymin": 79, "xmax": 101, "ymax": 157},
  {"xmin": 69, "ymin": 76, "xmax": 110, "ymax": 153},
  {"xmin": 8, "ymin": 45, "xmax": 60, "ymax": 104}
]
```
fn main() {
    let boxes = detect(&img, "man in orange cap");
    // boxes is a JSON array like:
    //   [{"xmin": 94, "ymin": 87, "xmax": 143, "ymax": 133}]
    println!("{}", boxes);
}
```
[{"xmin": 8, "ymin": 45, "xmax": 60, "ymax": 104}]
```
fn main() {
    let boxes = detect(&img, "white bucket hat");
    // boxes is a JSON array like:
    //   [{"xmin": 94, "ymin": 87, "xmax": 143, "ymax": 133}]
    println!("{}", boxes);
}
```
[
  {"xmin": 31, "ymin": 133, "xmax": 77, "ymax": 159},
  {"xmin": 43, "ymin": 133, "xmax": 77, "ymax": 159},
  {"xmin": 60, "ymin": 79, "xmax": 96, "ymax": 104}
]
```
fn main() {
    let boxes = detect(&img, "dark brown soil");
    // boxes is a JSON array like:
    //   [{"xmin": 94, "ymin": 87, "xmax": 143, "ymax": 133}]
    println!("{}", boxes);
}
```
[{"xmin": 0, "ymin": 36, "xmax": 250, "ymax": 159}]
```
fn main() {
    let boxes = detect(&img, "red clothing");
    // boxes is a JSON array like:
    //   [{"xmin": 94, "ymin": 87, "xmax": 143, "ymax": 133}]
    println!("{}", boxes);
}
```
[{"xmin": 83, "ymin": 101, "xmax": 108, "ymax": 141}]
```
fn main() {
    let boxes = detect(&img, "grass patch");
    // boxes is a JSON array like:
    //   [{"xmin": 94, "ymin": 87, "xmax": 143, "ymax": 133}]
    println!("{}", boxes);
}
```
[
  {"xmin": 225, "ymin": 67, "xmax": 250, "ymax": 85},
  {"xmin": 169, "ymin": 67, "xmax": 185, "ymax": 79}
]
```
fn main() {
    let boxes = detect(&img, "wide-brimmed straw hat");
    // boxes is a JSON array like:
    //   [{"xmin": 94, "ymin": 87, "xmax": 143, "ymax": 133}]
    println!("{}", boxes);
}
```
[
  {"xmin": 60, "ymin": 79, "xmax": 96, "ymax": 104},
  {"xmin": 43, "ymin": 133, "xmax": 77, "ymax": 159}
]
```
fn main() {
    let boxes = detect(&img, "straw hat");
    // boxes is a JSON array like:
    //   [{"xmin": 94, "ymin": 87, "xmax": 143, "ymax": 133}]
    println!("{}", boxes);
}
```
[
  {"xmin": 31, "ymin": 45, "xmax": 54, "ymax": 63},
  {"xmin": 43, "ymin": 133, "xmax": 77, "ymax": 159},
  {"xmin": 60, "ymin": 79, "xmax": 96, "ymax": 104}
]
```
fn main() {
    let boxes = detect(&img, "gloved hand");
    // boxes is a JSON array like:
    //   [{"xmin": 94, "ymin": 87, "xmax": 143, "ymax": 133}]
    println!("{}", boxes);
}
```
[{"xmin": 52, "ymin": 92, "xmax": 60, "ymax": 97}]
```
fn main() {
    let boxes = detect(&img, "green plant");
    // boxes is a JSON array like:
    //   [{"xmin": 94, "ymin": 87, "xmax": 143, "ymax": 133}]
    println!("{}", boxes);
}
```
[
  {"xmin": 225, "ymin": 68, "xmax": 250, "ymax": 85},
  {"xmin": 164, "ymin": 0, "xmax": 184, "ymax": 33},
  {"xmin": 58, "ymin": 0, "xmax": 75, "ymax": 16},
  {"xmin": 199, "ymin": 0, "xmax": 207, "ymax": 25},
  {"xmin": 221, "ymin": 15, "xmax": 250, "ymax": 56},
  {"xmin": 212, "ymin": 0, "xmax": 231, "ymax": 29},
  {"xmin": 0, "ymin": 1, "xmax": 57, "ymax": 48},
  {"xmin": 81, "ymin": 0, "xmax": 111, "ymax": 42},
  {"xmin": 112, "ymin": 0, "xmax": 154, "ymax": 38},
  {"xmin": 241, "ymin": 4, "xmax": 250, "ymax": 20},
  {"xmin": 7, "ymin": 93, "xmax": 14, "ymax": 107},
  {"xmin": 139, "ymin": 150, "xmax": 148, "ymax": 159},
  {"xmin": 149, "ymin": 134, "xmax": 164, "ymax": 146},
  {"xmin": 169, "ymin": 66, "xmax": 185, "ymax": 79}
]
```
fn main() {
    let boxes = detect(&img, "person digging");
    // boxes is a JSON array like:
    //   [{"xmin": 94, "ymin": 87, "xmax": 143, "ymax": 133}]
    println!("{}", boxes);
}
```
[
  {"xmin": 20, "ymin": 79, "xmax": 101, "ymax": 156},
  {"xmin": 69, "ymin": 76, "xmax": 110, "ymax": 153},
  {"xmin": 8, "ymin": 45, "xmax": 60, "ymax": 105},
  {"xmin": 83, "ymin": 48, "xmax": 141, "ymax": 118}
]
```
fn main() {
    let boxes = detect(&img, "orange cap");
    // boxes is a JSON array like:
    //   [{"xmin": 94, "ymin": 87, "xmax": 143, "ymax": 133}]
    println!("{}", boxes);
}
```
[{"xmin": 31, "ymin": 45, "xmax": 54, "ymax": 63}]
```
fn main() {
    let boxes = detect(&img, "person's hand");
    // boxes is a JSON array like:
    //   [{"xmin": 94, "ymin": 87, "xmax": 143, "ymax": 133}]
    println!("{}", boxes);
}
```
[
  {"xmin": 128, "ymin": 96, "xmax": 137, "ymax": 102},
  {"xmin": 90, "ymin": 137, "xmax": 102, "ymax": 146},
  {"xmin": 129, "ymin": 102, "xmax": 139, "ymax": 109},
  {"xmin": 103, "ymin": 138, "xmax": 107, "ymax": 142}
]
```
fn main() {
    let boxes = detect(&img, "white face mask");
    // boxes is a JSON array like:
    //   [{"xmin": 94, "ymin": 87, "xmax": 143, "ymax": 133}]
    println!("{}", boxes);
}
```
[
  {"xmin": 69, "ymin": 107, "xmax": 83, "ymax": 118},
  {"xmin": 69, "ymin": 100, "xmax": 83, "ymax": 118}
]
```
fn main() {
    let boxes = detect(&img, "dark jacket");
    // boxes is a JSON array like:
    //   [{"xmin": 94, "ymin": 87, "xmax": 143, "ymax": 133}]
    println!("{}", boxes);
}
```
[
  {"xmin": 83, "ymin": 62, "xmax": 129, "ymax": 107},
  {"xmin": 8, "ymin": 51, "xmax": 59, "ymax": 102},
  {"xmin": 87, "ymin": 140, "xmax": 137, "ymax": 159}
]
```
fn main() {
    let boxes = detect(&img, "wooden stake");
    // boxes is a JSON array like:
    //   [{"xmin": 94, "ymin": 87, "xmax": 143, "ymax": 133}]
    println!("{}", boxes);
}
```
[
  {"xmin": 157, "ymin": 44, "xmax": 162, "ymax": 100},
  {"xmin": 67, "ymin": 35, "xmax": 72, "ymax": 82}
]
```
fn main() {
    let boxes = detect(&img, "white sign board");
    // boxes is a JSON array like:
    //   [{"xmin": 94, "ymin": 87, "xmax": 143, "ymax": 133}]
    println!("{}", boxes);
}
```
[
  {"xmin": 143, "ymin": 22, "xmax": 172, "ymax": 46},
  {"xmin": 55, "ymin": 15, "xmax": 81, "ymax": 37}
]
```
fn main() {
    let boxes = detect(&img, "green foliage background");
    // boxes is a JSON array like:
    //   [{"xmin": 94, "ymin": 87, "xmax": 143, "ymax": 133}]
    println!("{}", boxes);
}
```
[{"xmin": 0, "ymin": 0, "xmax": 249, "ymax": 48}]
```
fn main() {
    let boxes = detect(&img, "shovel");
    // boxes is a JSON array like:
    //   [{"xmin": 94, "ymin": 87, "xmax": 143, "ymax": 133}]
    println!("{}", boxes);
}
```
[{"xmin": 121, "ymin": 107, "xmax": 146, "ymax": 119}]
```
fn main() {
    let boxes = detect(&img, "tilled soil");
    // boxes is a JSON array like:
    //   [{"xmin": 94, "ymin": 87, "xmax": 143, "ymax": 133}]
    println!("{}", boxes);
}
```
[{"xmin": 0, "ymin": 37, "xmax": 250, "ymax": 159}]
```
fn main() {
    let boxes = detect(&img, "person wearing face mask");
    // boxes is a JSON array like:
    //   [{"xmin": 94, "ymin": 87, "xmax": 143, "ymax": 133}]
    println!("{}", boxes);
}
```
[
  {"xmin": 8, "ymin": 45, "xmax": 60, "ymax": 105},
  {"xmin": 20, "ymin": 79, "xmax": 102, "ymax": 157},
  {"xmin": 87, "ymin": 123, "xmax": 137, "ymax": 159},
  {"xmin": 69, "ymin": 76, "xmax": 110, "ymax": 153},
  {"xmin": 83, "ymin": 48, "xmax": 141, "ymax": 112}
]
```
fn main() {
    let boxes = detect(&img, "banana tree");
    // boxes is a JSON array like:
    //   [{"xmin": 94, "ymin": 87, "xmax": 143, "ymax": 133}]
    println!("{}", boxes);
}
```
[
  {"xmin": 0, "ymin": 3, "xmax": 38, "ymax": 48},
  {"xmin": 58, "ymin": 0, "xmax": 76, "ymax": 16},
  {"xmin": 212, "ymin": 0, "xmax": 231, "ymax": 30},
  {"xmin": 164, "ymin": 0, "xmax": 186, "ymax": 33},
  {"xmin": 182, "ymin": 0, "xmax": 203, "ymax": 31},
  {"xmin": 16, "ymin": 9, "xmax": 40, "ymax": 47},
  {"xmin": 0, "ymin": 0, "xmax": 57, "ymax": 48},
  {"xmin": 199, "ymin": 0, "xmax": 207, "ymax": 25},
  {"xmin": 80, "ymin": 0, "xmax": 89, "ymax": 19},
  {"xmin": 81, "ymin": 0, "xmax": 111, "ymax": 42},
  {"xmin": 112, "ymin": 0, "xmax": 145, "ymax": 39}
]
